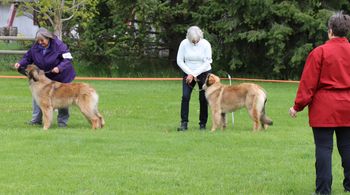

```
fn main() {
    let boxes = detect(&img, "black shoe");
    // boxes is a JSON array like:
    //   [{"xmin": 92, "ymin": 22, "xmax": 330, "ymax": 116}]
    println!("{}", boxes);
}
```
[
  {"xmin": 58, "ymin": 123, "xmax": 67, "ymax": 128},
  {"xmin": 199, "ymin": 124, "xmax": 206, "ymax": 130},
  {"xmin": 313, "ymin": 192, "xmax": 331, "ymax": 195},
  {"xmin": 27, "ymin": 121, "xmax": 42, "ymax": 125},
  {"xmin": 177, "ymin": 122, "xmax": 188, "ymax": 131}
]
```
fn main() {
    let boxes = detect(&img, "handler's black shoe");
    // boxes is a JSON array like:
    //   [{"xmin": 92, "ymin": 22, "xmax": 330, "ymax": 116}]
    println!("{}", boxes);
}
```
[
  {"xmin": 177, "ymin": 122, "xmax": 188, "ymax": 131},
  {"xmin": 313, "ymin": 192, "xmax": 331, "ymax": 195},
  {"xmin": 27, "ymin": 121, "xmax": 42, "ymax": 125},
  {"xmin": 199, "ymin": 124, "xmax": 206, "ymax": 130},
  {"xmin": 58, "ymin": 123, "xmax": 67, "ymax": 128}
]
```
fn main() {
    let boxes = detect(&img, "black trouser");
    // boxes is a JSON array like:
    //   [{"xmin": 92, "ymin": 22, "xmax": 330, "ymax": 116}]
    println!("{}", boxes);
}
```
[
  {"xmin": 312, "ymin": 127, "xmax": 350, "ymax": 194},
  {"xmin": 180, "ymin": 70, "xmax": 211, "ymax": 126}
]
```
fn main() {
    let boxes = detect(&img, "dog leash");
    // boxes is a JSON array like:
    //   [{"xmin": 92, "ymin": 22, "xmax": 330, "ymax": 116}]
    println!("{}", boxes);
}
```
[
  {"xmin": 188, "ymin": 84, "xmax": 204, "ymax": 92},
  {"xmin": 44, "ymin": 69, "xmax": 53, "ymax": 74},
  {"xmin": 187, "ymin": 79, "xmax": 204, "ymax": 92}
]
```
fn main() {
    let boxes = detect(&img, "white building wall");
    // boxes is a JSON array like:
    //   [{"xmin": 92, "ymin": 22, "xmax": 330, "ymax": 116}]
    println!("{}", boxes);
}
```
[{"xmin": 0, "ymin": 5, "xmax": 38, "ymax": 37}]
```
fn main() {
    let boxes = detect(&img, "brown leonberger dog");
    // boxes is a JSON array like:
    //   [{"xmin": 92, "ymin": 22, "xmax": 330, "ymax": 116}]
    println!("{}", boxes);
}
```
[
  {"xmin": 25, "ymin": 65, "xmax": 105, "ymax": 130},
  {"xmin": 203, "ymin": 73, "xmax": 273, "ymax": 132}
]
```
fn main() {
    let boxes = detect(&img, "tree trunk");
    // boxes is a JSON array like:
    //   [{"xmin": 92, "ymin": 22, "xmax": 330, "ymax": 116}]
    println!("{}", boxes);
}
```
[
  {"xmin": 53, "ymin": 9, "xmax": 63, "ymax": 40},
  {"xmin": 54, "ymin": 21, "xmax": 63, "ymax": 40}
]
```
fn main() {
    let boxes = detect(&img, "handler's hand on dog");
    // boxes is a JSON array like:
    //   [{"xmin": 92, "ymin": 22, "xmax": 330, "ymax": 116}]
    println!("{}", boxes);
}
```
[
  {"xmin": 186, "ymin": 74, "xmax": 194, "ymax": 84},
  {"xmin": 52, "ymin": 67, "xmax": 60, "ymax": 73},
  {"xmin": 289, "ymin": 107, "xmax": 297, "ymax": 118}
]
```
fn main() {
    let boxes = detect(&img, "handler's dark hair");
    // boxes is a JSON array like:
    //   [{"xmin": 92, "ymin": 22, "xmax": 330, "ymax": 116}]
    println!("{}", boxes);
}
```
[{"xmin": 328, "ymin": 11, "xmax": 350, "ymax": 37}]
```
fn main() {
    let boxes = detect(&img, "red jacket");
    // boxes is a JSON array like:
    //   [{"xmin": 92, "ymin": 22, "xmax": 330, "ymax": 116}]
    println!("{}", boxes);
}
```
[{"xmin": 293, "ymin": 37, "xmax": 350, "ymax": 127}]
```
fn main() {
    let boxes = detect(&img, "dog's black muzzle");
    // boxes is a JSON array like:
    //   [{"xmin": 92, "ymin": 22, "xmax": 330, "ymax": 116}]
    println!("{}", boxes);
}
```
[{"xmin": 18, "ymin": 66, "xmax": 28, "ymax": 76}]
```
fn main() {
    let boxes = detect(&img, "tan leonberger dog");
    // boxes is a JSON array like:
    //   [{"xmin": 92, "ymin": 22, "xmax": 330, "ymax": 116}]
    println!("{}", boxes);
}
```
[
  {"xmin": 25, "ymin": 65, "xmax": 105, "ymax": 130},
  {"xmin": 203, "ymin": 73, "xmax": 273, "ymax": 132}
]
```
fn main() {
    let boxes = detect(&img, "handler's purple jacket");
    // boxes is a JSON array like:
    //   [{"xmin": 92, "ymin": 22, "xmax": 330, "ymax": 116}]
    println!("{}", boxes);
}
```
[{"xmin": 18, "ymin": 36, "xmax": 76, "ymax": 83}]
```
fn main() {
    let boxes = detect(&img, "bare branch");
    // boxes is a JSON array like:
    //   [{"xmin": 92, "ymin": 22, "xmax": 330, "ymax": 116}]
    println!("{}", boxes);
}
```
[
  {"xmin": 62, "ymin": 13, "xmax": 75, "ymax": 22},
  {"xmin": 62, "ymin": 0, "xmax": 79, "ymax": 21}
]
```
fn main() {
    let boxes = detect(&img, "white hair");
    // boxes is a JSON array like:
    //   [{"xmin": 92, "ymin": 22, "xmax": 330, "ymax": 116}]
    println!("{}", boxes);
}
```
[
  {"xmin": 35, "ymin": 27, "xmax": 54, "ymax": 40},
  {"xmin": 186, "ymin": 26, "xmax": 203, "ymax": 43}
]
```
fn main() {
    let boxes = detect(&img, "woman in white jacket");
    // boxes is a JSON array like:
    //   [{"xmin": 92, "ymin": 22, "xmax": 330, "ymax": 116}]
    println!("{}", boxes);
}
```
[{"xmin": 177, "ymin": 26, "xmax": 212, "ymax": 131}]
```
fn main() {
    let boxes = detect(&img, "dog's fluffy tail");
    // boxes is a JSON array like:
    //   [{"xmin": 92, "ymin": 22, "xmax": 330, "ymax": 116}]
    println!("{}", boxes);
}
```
[
  {"xmin": 261, "ymin": 99, "xmax": 273, "ymax": 125},
  {"xmin": 261, "ymin": 114, "xmax": 273, "ymax": 125}
]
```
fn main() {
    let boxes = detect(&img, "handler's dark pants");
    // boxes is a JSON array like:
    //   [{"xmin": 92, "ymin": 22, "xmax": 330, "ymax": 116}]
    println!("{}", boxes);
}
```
[
  {"xmin": 312, "ymin": 127, "xmax": 350, "ymax": 194},
  {"xmin": 31, "ymin": 99, "xmax": 69, "ymax": 125},
  {"xmin": 180, "ymin": 70, "xmax": 211, "ymax": 126}
]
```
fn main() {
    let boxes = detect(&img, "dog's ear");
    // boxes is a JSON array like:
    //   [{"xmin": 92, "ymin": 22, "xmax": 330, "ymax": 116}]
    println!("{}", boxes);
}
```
[
  {"xmin": 28, "ymin": 71, "xmax": 37, "ymax": 82},
  {"xmin": 205, "ymin": 73, "xmax": 212, "ymax": 86},
  {"xmin": 206, "ymin": 74, "xmax": 217, "ymax": 86}
]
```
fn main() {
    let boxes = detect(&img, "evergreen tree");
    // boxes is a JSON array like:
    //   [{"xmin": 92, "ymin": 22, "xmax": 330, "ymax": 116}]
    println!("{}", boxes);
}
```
[{"xmin": 77, "ymin": 0, "xmax": 350, "ymax": 79}]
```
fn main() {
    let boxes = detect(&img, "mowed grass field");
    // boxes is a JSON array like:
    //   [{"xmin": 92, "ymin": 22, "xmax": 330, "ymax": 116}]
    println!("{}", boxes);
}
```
[{"xmin": 0, "ymin": 78, "xmax": 347, "ymax": 194}]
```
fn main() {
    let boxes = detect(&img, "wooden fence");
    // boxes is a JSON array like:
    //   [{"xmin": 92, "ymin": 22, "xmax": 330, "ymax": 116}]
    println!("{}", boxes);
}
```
[{"xmin": 0, "ymin": 36, "xmax": 35, "ymax": 55}]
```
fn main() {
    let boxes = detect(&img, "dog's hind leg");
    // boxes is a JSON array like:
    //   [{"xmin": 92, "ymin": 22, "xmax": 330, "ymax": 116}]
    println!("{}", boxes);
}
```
[
  {"xmin": 92, "ymin": 101, "xmax": 105, "ymax": 128},
  {"xmin": 95, "ymin": 110, "xmax": 105, "ymax": 128},
  {"xmin": 77, "ymin": 96, "xmax": 102, "ymax": 129},
  {"xmin": 247, "ymin": 96, "xmax": 261, "ymax": 132},
  {"xmin": 79, "ymin": 106, "xmax": 100, "ymax": 129},
  {"xmin": 252, "ymin": 109, "xmax": 261, "ymax": 132}
]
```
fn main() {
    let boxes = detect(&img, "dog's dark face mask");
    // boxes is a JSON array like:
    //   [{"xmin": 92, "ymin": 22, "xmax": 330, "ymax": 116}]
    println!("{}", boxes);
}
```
[
  {"xmin": 17, "ymin": 66, "xmax": 27, "ymax": 76},
  {"xmin": 26, "ymin": 65, "xmax": 40, "ymax": 82},
  {"xmin": 205, "ymin": 73, "xmax": 216, "ymax": 87},
  {"xmin": 202, "ymin": 73, "xmax": 212, "ymax": 90}
]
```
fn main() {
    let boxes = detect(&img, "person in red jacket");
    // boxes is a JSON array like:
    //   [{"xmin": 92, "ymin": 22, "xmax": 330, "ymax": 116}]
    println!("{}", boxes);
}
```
[{"xmin": 289, "ymin": 11, "xmax": 350, "ymax": 195}]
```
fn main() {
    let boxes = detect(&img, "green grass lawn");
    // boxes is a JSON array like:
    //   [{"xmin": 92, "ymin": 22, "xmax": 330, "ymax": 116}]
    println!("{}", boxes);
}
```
[{"xmin": 0, "ymin": 78, "xmax": 347, "ymax": 194}]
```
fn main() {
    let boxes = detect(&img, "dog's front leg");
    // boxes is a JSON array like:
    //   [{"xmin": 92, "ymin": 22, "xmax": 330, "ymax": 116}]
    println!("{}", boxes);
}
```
[
  {"xmin": 211, "ymin": 109, "xmax": 222, "ymax": 132},
  {"xmin": 42, "ymin": 106, "xmax": 53, "ymax": 130}
]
